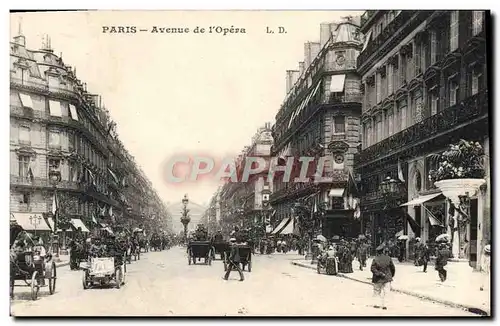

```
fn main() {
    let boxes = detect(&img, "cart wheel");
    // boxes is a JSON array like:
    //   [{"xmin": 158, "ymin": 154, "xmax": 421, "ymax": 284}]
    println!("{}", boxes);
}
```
[
  {"xmin": 82, "ymin": 270, "xmax": 89, "ymax": 290},
  {"xmin": 115, "ymin": 268, "xmax": 122, "ymax": 289},
  {"xmin": 248, "ymin": 261, "xmax": 252, "ymax": 272},
  {"xmin": 48, "ymin": 262, "xmax": 57, "ymax": 295},
  {"xmin": 30, "ymin": 271, "xmax": 39, "ymax": 301}
]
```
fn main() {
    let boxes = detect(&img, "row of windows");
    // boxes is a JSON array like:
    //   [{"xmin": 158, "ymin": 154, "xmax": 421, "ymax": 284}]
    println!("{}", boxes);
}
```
[{"xmin": 362, "ymin": 64, "xmax": 484, "ymax": 148}]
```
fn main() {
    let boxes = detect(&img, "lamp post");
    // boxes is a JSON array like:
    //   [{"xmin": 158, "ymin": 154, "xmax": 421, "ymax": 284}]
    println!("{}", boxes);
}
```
[
  {"xmin": 29, "ymin": 214, "xmax": 42, "ymax": 236},
  {"xmin": 49, "ymin": 170, "xmax": 61, "ymax": 258},
  {"xmin": 379, "ymin": 175, "xmax": 403, "ymax": 250},
  {"xmin": 180, "ymin": 194, "xmax": 190, "ymax": 244}
]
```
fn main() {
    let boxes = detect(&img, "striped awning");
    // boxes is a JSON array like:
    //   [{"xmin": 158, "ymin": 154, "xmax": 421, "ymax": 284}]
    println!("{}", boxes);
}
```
[
  {"xmin": 280, "ymin": 218, "xmax": 294, "ymax": 235},
  {"xmin": 271, "ymin": 217, "xmax": 291, "ymax": 235},
  {"xmin": 71, "ymin": 219, "xmax": 90, "ymax": 232}
]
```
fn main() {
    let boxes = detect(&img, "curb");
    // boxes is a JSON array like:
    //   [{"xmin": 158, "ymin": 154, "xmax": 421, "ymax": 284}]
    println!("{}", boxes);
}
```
[
  {"xmin": 55, "ymin": 262, "xmax": 70, "ymax": 268},
  {"xmin": 291, "ymin": 261, "xmax": 489, "ymax": 316}
]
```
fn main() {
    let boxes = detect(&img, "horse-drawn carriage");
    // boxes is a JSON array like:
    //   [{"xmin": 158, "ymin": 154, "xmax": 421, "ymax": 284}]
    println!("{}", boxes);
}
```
[
  {"xmin": 212, "ymin": 241, "xmax": 230, "ymax": 260},
  {"xmin": 187, "ymin": 241, "xmax": 213, "ymax": 265},
  {"xmin": 223, "ymin": 243, "xmax": 252, "ymax": 272},
  {"xmin": 10, "ymin": 222, "xmax": 57, "ymax": 300}
]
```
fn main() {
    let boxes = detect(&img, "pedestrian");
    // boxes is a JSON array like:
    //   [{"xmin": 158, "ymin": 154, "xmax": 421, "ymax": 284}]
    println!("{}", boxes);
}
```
[
  {"xmin": 370, "ymin": 247, "xmax": 396, "ymax": 310},
  {"xmin": 223, "ymin": 238, "xmax": 244, "ymax": 281},
  {"xmin": 480, "ymin": 243, "xmax": 491, "ymax": 291},
  {"xmin": 435, "ymin": 242, "xmax": 451, "ymax": 282},
  {"xmin": 357, "ymin": 240, "xmax": 368, "ymax": 271}
]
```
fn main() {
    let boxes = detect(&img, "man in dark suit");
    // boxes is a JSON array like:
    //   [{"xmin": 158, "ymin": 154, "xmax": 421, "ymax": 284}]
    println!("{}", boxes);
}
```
[
  {"xmin": 370, "ymin": 247, "xmax": 396, "ymax": 310},
  {"xmin": 222, "ymin": 238, "xmax": 244, "ymax": 281},
  {"xmin": 435, "ymin": 242, "xmax": 451, "ymax": 282}
]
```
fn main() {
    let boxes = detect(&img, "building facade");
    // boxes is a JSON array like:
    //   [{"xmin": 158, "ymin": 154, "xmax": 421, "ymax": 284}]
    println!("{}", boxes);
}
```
[
  {"xmin": 10, "ymin": 31, "xmax": 170, "ymax": 237},
  {"xmin": 211, "ymin": 123, "xmax": 274, "ymax": 236},
  {"xmin": 270, "ymin": 17, "xmax": 363, "ymax": 239},
  {"xmin": 354, "ymin": 10, "xmax": 489, "ymax": 265}
]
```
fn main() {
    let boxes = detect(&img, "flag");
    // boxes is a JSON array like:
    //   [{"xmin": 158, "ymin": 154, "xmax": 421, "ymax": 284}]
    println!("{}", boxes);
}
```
[
  {"xmin": 88, "ymin": 169, "xmax": 96, "ymax": 187},
  {"xmin": 108, "ymin": 206, "xmax": 113, "ymax": 217},
  {"xmin": 51, "ymin": 192, "xmax": 58, "ymax": 215},
  {"xmin": 313, "ymin": 198, "xmax": 318, "ymax": 213},
  {"xmin": 91, "ymin": 213, "xmax": 98, "ymax": 225},
  {"xmin": 397, "ymin": 159, "xmax": 405, "ymax": 182}
]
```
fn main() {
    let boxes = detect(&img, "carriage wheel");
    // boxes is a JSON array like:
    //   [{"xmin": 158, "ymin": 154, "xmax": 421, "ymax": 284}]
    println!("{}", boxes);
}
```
[
  {"xmin": 48, "ymin": 262, "xmax": 57, "ymax": 295},
  {"xmin": 248, "ymin": 261, "xmax": 252, "ymax": 272},
  {"xmin": 30, "ymin": 271, "xmax": 39, "ymax": 301},
  {"xmin": 82, "ymin": 270, "xmax": 90, "ymax": 290},
  {"xmin": 115, "ymin": 267, "xmax": 123, "ymax": 289}
]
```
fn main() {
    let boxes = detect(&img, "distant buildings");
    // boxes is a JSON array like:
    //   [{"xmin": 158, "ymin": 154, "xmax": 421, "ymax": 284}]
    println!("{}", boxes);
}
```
[{"xmin": 9, "ymin": 29, "xmax": 171, "ymax": 237}]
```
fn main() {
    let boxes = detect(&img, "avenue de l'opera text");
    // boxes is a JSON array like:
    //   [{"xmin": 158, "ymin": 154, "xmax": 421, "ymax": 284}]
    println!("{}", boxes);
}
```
[{"xmin": 102, "ymin": 26, "xmax": 247, "ymax": 36}]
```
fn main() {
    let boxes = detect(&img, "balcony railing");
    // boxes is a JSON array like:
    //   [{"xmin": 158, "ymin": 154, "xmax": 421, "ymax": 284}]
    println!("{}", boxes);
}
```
[
  {"xmin": 323, "ymin": 60, "xmax": 357, "ymax": 72},
  {"xmin": 360, "ymin": 10, "xmax": 378, "ymax": 27},
  {"xmin": 10, "ymin": 176, "xmax": 80, "ymax": 190},
  {"xmin": 358, "ymin": 11, "xmax": 429, "ymax": 70},
  {"xmin": 355, "ymin": 90, "xmax": 488, "ymax": 166}
]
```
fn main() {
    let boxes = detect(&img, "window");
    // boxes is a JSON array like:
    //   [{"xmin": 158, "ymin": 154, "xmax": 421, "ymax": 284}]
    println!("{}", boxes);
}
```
[
  {"xmin": 430, "ymin": 91, "xmax": 439, "ymax": 115},
  {"xmin": 472, "ymin": 69, "xmax": 483, "ymax": 95},
  {"xmin": 48, "ymin": 100, "xmax": 63, "ymax": 117},
  {"xmin": 333, "ymin": 116, "xmax": 346, "ymax": 134},
  {"xmin": 414, "ymin": 42, "xmax": 421, "ymax": 75},
  {"xmin": 387, "ymin": 64, "xmax": 393, "ymax": 95},
  {"xmin": 398, "ymin": 99, "xmax": 408, "ymax": 130},
  {"xmin": 449, "ymin": 80, "xmax": 459, "ymax": 107},
  {"xmin": 387, "ymin": 108, "xmax": 394, "ymax": 136},
  {"xmin": 20, "ymin": 193, "xmax": 30, "ymax": 205},
  {"xmin": 19, "ymin": 125, "xmax": 30, "ymax": 145},
  {"xmin": 18, "ymin": 155, "xmax": 30, "ymax": 178},
  {"xmin": 429, "ymin": 31, "xmax": 437, "ymax": 65},
  {"xmin": 367, "ymin": 124, "xmax": 372, "ymax": 147},
  {"xmin": 473, "ymin": 11, "xmax": 484, "ymax": 36},
  {"xmin": 413, "ymin": 90, "xmax": 424, "ymax": 124},
  {"xmin": 399, "ymin": 54, "xmax": 406, "ymax": 84},
  {"xmin": 450, "ymin": 11, "xmax": 459, "ymax": 52},
  {"xmin": 19, "ymin": 93, "xmax": 34, "ymax": 108},
  {"xmin": 376, "ymin": 115, "xmax": 383, "ymax": 143},
  {"xmin": 375, "ymin": 73, "xmax": 381, "ymax": 103},
  {"xmin": 406, "ymin": 48, "xmax": 414, "ymax": 81},
  {"xmin": 68, "ymin": 132, "xmax": 76, "ymax": 151},
  {"xmin": 48, "ymin": 130, "xmax": 61, "ymax": 149},
  {"xmin": 69, "ymin": 162, "xmax": 78, "ymax": 182}
]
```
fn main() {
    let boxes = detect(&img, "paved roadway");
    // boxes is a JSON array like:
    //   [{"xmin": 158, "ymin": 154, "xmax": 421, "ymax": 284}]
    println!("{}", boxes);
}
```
[{"xmin": 10, "ymin": 247, "xmax": 478, "ymax": 316}]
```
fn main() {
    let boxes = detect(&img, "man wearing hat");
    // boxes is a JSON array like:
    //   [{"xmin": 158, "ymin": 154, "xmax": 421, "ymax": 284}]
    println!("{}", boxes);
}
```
[
  {"xmin": 222, "ymin": 237, "xmax": 244, "ymax": 281},
  {"xmin": 435, "ymin": 242, "xmax": 451, "ymax": 282},
  {"xmin": 370, "ymin": 246, "xmax": 396, "ymax": 310}
]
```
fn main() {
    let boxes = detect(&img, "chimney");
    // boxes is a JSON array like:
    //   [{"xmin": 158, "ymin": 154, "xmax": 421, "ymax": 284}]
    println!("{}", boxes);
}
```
[
  {"xmin": 286, "ymin": 70, "xmax": 294, "ymax": 94},
  {"xmin": 291, "ymin": 70, "xmax": 300, "ymax": 87},
  {"xmin": 320, "ymin": 23, "xmax": 331, "ymax": 47},
  {"xmin": 304, "ymin": 42, "xmax": 312, "ymax": 68},
  {"xmin": 310, "ymin": 42, "xmax": 321, "ymax": 63},
  {"xmin": 299, "ymin": 61, "xmax": 305, "ymax": 76}
]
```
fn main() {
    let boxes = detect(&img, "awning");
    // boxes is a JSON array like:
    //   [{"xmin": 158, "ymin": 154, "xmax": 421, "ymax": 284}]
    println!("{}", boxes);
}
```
[
  {"xmin": 69, "ymin": 104, "xmax": 79, "ymax": 121},
  {"xmin": 297, "ymin": 81, "xmax": 321, "ymax": 116},
  {"xmin": 329, "ymin": 188, "xmax": 345, "ymax": 197},
  {"xmin": 12, "ymin": 213, "xmax": 51, "ymax": 231},
  {"xmin": 280, "ymin": 218, "xmax": 294, "ymax": 235},
  {"xmin": 271, "ymin": 218, "xmax": 291, "ymax": 235},
  {"xmin": 330, "ymin": 74, "xmax": 346, "ymax": 92},
  {"xmin": 71, "ymin": 219, "xmax": 90, "ymax": 232},
  {"xmin": 362, "ymin": 30, "xmax": 372, "ymax": 52},
  {"xmin": 19, "ymin": 93, "xmax": 34, "ymax": 108},
  {"xmin": 49, "ymin": 100, "xmax": 62, "ymax": 117},
  {"xmin": 423, "ymin": 206, "xmax": 444, "ymax": 227},
  {"xmin": 400, "ymin": 193, "xmax": 443, "ymax": 206}
]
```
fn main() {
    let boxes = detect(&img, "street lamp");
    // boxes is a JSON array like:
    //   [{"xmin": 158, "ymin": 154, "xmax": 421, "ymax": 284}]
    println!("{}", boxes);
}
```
[
  {"xmin": 180, "ymin": 194, "xmax": 190, "ymax": 244},
  {"xmin": 29, "ymin": 214, "xmax": 42, "ymax": 236},
  {"xmin": 48, "ymin": 170, "xmax": 61, "ymax": 258}
]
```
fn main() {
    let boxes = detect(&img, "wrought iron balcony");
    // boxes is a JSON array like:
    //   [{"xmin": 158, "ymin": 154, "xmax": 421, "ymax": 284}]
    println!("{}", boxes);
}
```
[
  {"xmin": 10, "ymin": 176, "xmax": 80, "ymax": 190},
  {"xmin": 357, "ymin": 11, "xmax": 430, "ymax": 71},
  {"xmin": 355, "ymin": 91, "xmax": 489, "ymax": 167}
]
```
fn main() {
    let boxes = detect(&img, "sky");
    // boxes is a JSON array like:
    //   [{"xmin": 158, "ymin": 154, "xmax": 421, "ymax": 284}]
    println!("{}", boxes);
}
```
[{"xmin": 10, "ymin": 10, "xmax": 362, "ymax": 206}]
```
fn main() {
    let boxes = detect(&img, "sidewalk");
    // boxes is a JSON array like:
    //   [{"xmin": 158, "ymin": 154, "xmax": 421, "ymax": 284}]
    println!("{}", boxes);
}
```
[
  {"xmin": 53, "ymin": 254, "xmax": 70, "ymax": 268},
  {"xmin": 292, "ymin": 258, "xmax": 490, "ymax": 315}
]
